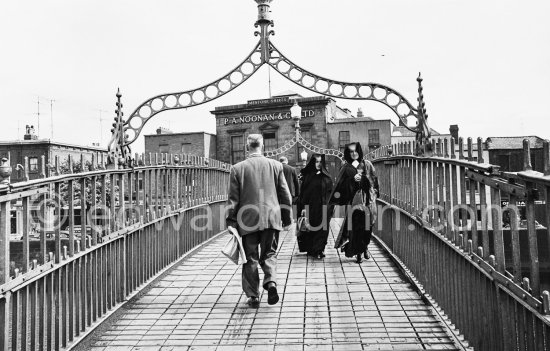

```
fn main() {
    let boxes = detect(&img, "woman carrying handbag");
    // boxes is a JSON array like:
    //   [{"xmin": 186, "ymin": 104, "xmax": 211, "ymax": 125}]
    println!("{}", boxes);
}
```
[
  {"xmin": 296, "ymin": 154, "xmax": 334, "ymax": 259},
  {"xmin": 329, "ymin": 142, "xmax": 376, "ymax": 263}
]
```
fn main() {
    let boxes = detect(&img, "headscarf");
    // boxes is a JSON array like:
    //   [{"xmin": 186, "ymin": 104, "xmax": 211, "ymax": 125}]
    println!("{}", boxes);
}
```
[
  {"xmin": 300, "ymin": 153, "xmax": 330, "ymax": 178},
  {"xmin": 343, "ymin": 142, "xmax": 364, "ymax": 165}
]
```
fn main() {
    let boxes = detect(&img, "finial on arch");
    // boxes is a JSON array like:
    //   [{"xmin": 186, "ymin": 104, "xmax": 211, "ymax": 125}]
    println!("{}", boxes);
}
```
[{"xmin": 414, "ymin": 72, "xmax": 432, "ymax": 156}]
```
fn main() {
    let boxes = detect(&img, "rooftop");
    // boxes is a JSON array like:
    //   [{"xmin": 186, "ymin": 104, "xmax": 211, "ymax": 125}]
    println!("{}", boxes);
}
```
[
  {"xmin": 0, "ymin": 139, "xmax": 107, "ymax": 151},
  {"xmin": 212, "ymin": 95, "xmax": 333, "ymax": 114},
  {"xmin": 330, "ymin": 117, "xmax": 392, "ymax": 124},
  {"xmin": 486, "ymin": 136, "xmax": 546, "ymax": 149},
  {"xmin": 144, "ymin": 131, "xmax": 216, "ymax": 137},
  {"xmin": 392, "ymin": 125, "xmax": 442, "ymax": 137}
]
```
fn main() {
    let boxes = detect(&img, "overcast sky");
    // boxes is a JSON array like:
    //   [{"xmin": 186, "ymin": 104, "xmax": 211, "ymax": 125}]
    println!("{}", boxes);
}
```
[{"xmin": 1, "ymin": 0, "xmax": 549, "ymax": 153}]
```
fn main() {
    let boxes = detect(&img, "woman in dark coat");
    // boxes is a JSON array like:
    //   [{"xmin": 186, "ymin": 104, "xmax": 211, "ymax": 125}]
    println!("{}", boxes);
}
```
[
  {"xmin": 297, "ymin": 154, "xmax": 334, "ymax": 259},
  {"xmin": 329, "ymin": 142, "xmax": 375, "ymax": 263}
]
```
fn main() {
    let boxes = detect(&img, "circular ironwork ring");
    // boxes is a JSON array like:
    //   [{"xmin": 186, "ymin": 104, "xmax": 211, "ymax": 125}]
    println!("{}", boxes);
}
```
[
  {"xmin": 263, "ymin": 136, "xmax": 298, "ymax": 157},
  {"xmin": 268, "ymin": 42, "xmax": 419, "ymax": 133},
  {"xmin": 122, "ymin": 42, "xmax": 265, "ymax": 146},
  {"xmin": 297, "ymin": 135, "xmax": 344, "ymax": 161}
]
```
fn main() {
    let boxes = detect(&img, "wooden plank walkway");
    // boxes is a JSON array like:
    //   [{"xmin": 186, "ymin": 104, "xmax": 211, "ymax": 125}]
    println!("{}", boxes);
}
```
[{"xmin": 75, "ymin": 220, "xmax": 464, "ymax": 351}]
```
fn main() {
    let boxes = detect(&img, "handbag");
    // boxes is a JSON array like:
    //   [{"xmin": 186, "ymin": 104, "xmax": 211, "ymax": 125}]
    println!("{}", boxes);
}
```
[
  {"xmin": 221, "ymin": 227, "xmax": 247, "ymax": 265},
  {"xmin": 369, "ymin": 188, "xmax": 378, "ymax": 226},
  {"xmin": 296, "ymin": 209, "xmax": 310, "ymax": 234},
  {"xmin": 351, "ymin": 190, "xmax": 372, "ymax": 230},
  {"xmin": 296, "ymin": 209, "xmax": 310, "ymax": 252}
]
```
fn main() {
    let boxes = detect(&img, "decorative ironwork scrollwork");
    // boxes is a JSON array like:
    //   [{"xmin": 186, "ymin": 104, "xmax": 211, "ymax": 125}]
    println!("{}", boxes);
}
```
[
  {"xmin": 297, "ymin": 135, "xmax": 344, "ymax": 161},
  {"xmin": 267, "ymin": 42, "xmax": 420, "ymax": 133},
  {"xmin": 263, "ymin": 136, "xmax": 298, "ymax": 158},
  {"xmin": 108, "ymin": 0, "xmax": 433, "ymax": 164},
  {"xmin": 121, "ymin": 42, "xmax": 264, "ymax": 147},
  {"xmin": 262, "ymin": 132, "xmax": 344, "ymax": 161},
  {"xmin": 107, "ymin": 89, "xmax": 131, "ymax": 166}
]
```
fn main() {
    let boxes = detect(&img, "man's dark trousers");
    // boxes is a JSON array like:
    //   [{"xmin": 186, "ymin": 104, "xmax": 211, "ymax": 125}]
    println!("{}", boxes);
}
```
[{"xmin": 241, "ymin": 229, "xmax": 278, "ymax": 298}]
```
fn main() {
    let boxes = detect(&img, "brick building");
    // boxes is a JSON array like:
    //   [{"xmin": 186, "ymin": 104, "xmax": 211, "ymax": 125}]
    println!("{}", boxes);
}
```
[
  {"xmin": 144, "ymin": 128, "xmax": 216, "ymax": 159},
  {"xmin": 327, "ymin": 116, "xmax": 393, "ymax": 154},
  {"xmin": 486, "ymin": 136, "xmax": 546, "ymax": 172},
  {"xmin": 211, "ymin": 93, "xmax": 394, "ymax": 179},
  {"xmin": 0, "ymin": 125, "xmax": 107, "ymax": 183}
]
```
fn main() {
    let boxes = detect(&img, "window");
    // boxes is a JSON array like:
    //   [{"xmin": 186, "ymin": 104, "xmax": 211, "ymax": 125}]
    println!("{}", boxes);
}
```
[
  {"xmin": 301, "ymin": 130, "xmax": 311, "ymax": 143},
  {"xmin": 497, "ymin": 154, "xmax": 510, "ymax": 171},
  {"xmin": 530, "ymin": 153, "xmax": 537, "ymax": 171},
  {"xmin": 231, "ymin": 135, "xmax": 245, "ymax": 164},
  {"xmin": 263, "ymin": 132, "xmax": 277, "ymax": 151},
  {"xmin": 29, "ymin": 157, "xmax": 38, "ymax": 172},
  {"xmin": 368, "ymin": 129, "xmax": 380, "ymax": 145},
  {"xmin": 181, "ymin": 143, "xmax": 192, "ymax": 153},
  {"xmin": 338, "ymin": 131, "xmax": 350, "ymax": 153},
  {"xmin": 159, "ymin": 144, "xmax": 169, "ymax": 154}
]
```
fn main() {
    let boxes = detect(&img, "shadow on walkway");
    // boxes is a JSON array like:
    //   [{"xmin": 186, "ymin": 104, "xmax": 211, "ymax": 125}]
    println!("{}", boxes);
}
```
[{"xmin": 75, "ymin": 219, "xmax": 463, "ymax": 351}]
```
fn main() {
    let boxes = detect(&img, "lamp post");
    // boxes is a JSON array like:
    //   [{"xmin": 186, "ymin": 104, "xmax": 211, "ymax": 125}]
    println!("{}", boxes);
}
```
[
  {"xmin": 290, "ymin": 100, "xmax": 303, "ymax": 167},
  {"xmin": 300, "ymin": 149, "xmax": 308, "ymax": 167},
  {"xmin": 291, "ymin": 100, "xmax": 302, "ymax": 140}
]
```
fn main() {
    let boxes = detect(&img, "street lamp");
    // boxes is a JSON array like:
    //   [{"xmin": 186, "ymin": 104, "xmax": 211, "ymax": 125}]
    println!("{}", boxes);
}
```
[
  {"xmin": 300, "ymin": 149, "xmax": 308, "ymax": 164},
  {"xmin": 291, "ymin": 100, "xmax": 302, "ymax": 139},
  {"xmin": 291, "ymin": 100, "xmax": 303, "ymax": 167}
]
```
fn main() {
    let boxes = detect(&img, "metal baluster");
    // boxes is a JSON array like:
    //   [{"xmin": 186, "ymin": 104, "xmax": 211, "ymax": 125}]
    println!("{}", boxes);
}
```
[
  {"xmin": 491, "ymin": 187, "xmax": 506, "ymax": 273},
  {"xmin": 509, "ymin": 195, "xmax": 521, "ymax": 282},
  {"xmin": 80, "ymin": 177, "xmax": 87, "ymax": 252}
]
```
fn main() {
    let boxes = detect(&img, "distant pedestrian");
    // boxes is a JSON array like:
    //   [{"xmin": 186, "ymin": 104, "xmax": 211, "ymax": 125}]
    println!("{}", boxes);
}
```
[
  {"xmin": 226, "ymin": 134, "xmax": 292, "ymax": 308},
  {"xmin": 296, "ymin": 154, "xmax": 333, "ymax": 259},
  {"xmin": 279, "ymin": 156, "xmax": 300, "ymax": 205}
]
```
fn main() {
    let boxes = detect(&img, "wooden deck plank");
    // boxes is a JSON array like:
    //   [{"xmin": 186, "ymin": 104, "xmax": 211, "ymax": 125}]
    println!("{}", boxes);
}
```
[{"xmin": 74, "ymin": 219, "xmax": 466, "ymax": 351}]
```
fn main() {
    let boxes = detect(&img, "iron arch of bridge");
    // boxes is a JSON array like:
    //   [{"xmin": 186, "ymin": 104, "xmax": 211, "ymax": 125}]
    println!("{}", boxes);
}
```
[{"xmin": 107, "ymin": 0, "xmax": 431, "ymax": 165}]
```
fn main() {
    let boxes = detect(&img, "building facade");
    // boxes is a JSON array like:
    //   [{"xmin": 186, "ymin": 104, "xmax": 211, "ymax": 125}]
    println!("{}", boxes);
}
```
[
  {"xmin": 0, "ymin": 126, "xmax": 107, "ymax": 183},
  {"xmin": 211, "ymin": 93, "xmax": 394, "ymax": 179},
  {"xmin": 486, "ymin": 136, "xmax": 546, "ymax": 173},
  {"xmin": 327, "ymin": 117, "xmax": 393, "ymax": 154},
  {"xmin": 144, "ymin": 128, "xmax": 217, "ymax": 159}
]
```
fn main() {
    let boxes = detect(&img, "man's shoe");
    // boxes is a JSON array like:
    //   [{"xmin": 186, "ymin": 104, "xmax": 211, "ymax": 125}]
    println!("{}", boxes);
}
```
[
  {"xmin": 247, "ymin": 296, "xmax": 260, "ymax": 308},
  {"xmin": 267, "ymin": 284, "xmax": 279, "ymax": 305},
  {"xmin": 356, "ymin": 254, "xmax": 363, "ymax": 264}
]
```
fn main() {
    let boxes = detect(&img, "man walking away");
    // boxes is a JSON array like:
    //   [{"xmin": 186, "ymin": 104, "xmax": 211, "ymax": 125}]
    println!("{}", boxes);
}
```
[
  {"xmin": 279, "ymin": 156, "xmax": 300, "ymax": 206},
  {"xmin": 226, "ymin": 134, "xmax": 292, "ymax": 308}
]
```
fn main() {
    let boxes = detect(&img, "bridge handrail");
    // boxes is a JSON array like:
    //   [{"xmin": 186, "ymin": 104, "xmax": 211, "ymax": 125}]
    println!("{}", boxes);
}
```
[
  {"xmin": 370, "ymin": 136, "xmax": 550, "ymax": 350},
  {"xmin": 0, "ymin": 152, "xmax": 231, "ymax": 350}
]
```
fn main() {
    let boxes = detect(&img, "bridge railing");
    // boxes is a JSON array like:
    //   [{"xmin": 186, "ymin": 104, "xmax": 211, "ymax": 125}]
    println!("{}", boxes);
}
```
[
  {"xmin": 0, "ymin": 153, "xmax": 230, "ymax": 351},
  {"xmin": 369, "ymin": 137, "xmax": 550, "ymax": 350}
]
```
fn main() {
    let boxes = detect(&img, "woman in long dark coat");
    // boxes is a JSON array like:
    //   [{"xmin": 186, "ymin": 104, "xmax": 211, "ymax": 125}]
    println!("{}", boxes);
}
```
[
  {"xmin": 329, "ymin": 142, "xmax": 375, "ymax": 263},
  {"xmin": 297, "ymin": 154, "xmax": 333, "ymax": 259}
]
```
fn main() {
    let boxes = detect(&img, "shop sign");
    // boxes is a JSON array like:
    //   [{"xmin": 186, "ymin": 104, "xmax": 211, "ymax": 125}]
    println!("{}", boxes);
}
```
[
  {"xmin": 248, "ymin": 97, "xmax": 289, "ymax": 105},
  {"xmin": 223, "ymin": 110, "xmax": 315, "ymax": 125}
]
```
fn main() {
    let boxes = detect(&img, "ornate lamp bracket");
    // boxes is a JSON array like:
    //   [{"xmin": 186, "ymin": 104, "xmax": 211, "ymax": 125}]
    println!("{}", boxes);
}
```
[{"xmin": 254, "ymin": 0, "xmax": 275, "ymax": 63}]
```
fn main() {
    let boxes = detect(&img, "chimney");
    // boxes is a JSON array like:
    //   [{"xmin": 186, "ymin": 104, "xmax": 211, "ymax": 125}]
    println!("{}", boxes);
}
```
[
  {"xmin": 357, "ymin": 108, "xmax": 364, "ymax": 118},
  {"xmin": 449, "ymin": 125, "xmax": 459, "ymax": 143},
  {"xmin": 156, "ymin": 127, "xmax": 172, "ymax": 135},
  {"xmin": 24, "ymin": 125, "xmax": 38, "ymax": 140}
]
